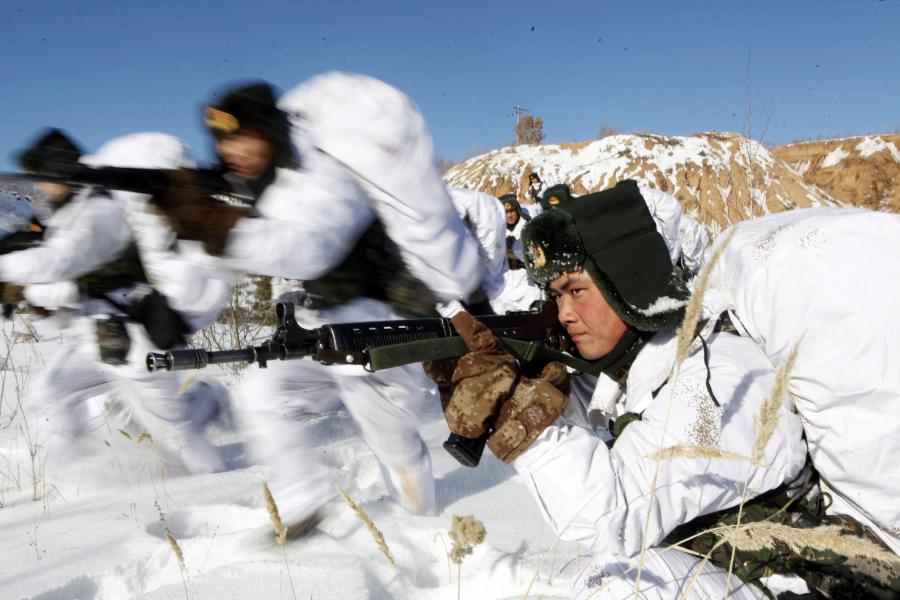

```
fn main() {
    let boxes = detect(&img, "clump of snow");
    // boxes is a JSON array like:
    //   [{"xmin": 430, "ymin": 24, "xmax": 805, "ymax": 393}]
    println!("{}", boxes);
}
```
[
  {"xmin": 639, "ymin": 294, "xmax": 688, "ymax": 316},
  {"xmin": 819, "ymin": 146, "xmax": 849, "ymax": 168},
  {"xmin": 856, "ymin": 136, "xmax": 900, "ymax": 162}
]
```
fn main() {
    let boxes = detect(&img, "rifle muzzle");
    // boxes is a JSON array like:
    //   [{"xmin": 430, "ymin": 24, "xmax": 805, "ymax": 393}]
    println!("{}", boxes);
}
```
[{"xmin": 146, "ymin": 349, "xmax": 211, "ymax": 372}]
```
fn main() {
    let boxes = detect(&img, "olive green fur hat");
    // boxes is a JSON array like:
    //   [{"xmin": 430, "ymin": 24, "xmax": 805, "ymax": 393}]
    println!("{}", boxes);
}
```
[
  {"xmin": 522, "ymin": 179, "xmax": 689, "ymax": 332},
  {"xmin": 540, "ymin": 183, "xmax": 574, "ymax": 210},
  {"xmin": 16, "ymin": 128, "xmax": 83, "ymax": 177}
]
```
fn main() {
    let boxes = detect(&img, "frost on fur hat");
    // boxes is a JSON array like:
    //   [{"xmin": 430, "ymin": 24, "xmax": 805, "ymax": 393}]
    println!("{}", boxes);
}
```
[{"xmin": 522, "ymin": 179, "xmax": 689, "ymax": 331}]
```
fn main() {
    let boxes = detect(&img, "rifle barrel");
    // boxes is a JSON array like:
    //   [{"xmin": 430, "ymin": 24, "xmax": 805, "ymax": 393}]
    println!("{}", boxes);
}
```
[{"xmin": 146, "ymin": 347, "xmax": 267, "ymax": 372}]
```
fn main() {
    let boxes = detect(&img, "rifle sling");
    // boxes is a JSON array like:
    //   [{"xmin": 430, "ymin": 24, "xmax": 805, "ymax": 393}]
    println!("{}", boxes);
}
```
[{"xmin": 366, "ymin": 337, "xmax": 605, "ymax": 376}]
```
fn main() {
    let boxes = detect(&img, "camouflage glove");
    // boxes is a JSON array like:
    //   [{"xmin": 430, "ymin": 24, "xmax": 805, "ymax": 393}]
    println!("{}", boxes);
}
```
[
  {"xmin": 487, "ymin": 361, "xmax": 570, "ymax": 464},
  {"xmin": 440, "ymin": 311, "xmax": 518, "ymax": 439},
  {"xmin": 0, "ymin": 282, "xmax": 25, "ymax": 305},
  {"xmin": 150, "ymin": 168, "xmax": 250, "ymax": 256},
  {"xmin": 422, "ymin": 356, "xmax": 459, "ymax": 410}
]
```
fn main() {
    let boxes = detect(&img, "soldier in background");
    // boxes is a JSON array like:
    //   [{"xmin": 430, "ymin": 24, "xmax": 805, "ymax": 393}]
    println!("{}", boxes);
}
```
[
  {"xmin": 499, "ymin": 193, "xmax": 529, "ymax": 270},
  {"xmin": 527, "ymin": 171, "xmax": 547, "ymax": 204},
  {"xmin": 447, "ymin": 187, "xmax": 541, "ymax": 314}
]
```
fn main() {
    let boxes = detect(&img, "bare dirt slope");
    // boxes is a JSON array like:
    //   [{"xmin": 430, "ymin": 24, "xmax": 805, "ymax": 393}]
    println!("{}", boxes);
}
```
[{"xmin": 771, "ymin": 134, "xmax": 900, "ymax": 212}]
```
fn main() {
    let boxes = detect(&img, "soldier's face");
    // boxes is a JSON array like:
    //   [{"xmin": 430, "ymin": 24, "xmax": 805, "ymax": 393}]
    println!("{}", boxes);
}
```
[
  {"xmin": 215, "ymin": 129, "xmax": 275, "ymax": 180},
  {"xmin": 549, "ymin": 269, "xmax": 627, "ymax": 359},
  {"xmin": 506, "ymin": 209, "xmax": 519, "ymax": 226},
  {"xmin": 35, "ymin": 182, "xmax": 70, "ymax": 203}
]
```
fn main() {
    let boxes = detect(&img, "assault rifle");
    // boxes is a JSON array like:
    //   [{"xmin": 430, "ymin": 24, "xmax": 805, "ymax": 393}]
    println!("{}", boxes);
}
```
[
  {"xmin": 0, "ymin": 166, "xmax": 254, "ymax": 208},
  {"xmin": 146, "ymin": 301, "xmax": 598, "ymax": 467}
]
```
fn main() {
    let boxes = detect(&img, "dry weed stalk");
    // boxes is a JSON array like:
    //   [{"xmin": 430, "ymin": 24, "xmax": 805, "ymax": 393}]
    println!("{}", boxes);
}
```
[
  {"xmin": 174, "ymin": 374, "xmax": 197, "ymax": 400},
  {"xmin": 674, "ymin": 229, "xmax": 736, "ymax": 366},
  {"xmin": 262, "ymin": 482, "xmax": 288, "ymax": 545},
  {"xmin": 650, "ymin": 444, "xmax": 750, "ymax": 463},
  {"xmin": 336, "ymin": 485, "xmax": 396, "ymax": 569},
  {"xmin": 751, "ymin": 344, "xmax": 799, "ymax": 464},
  {"xmin": 165, "ymin": 531, "xmax": 186, "ymax": 570},
  {"xmin": 2, "ymin": 316, "xmax": 46, "ymax": 502},
  {"xmin": 724, "ymin": 521, "xmax": 900, "ymax": 566},
  {"xmin": 719, "ymin": 344, "xmax": 800, "ymax": 598},
  {"xmin": 165, "ymin": 530, "xmax": 190, "ymax": 600},
  {"xmin": 636, "ymin": 231, "xmax": 736, "ymax": 592}
]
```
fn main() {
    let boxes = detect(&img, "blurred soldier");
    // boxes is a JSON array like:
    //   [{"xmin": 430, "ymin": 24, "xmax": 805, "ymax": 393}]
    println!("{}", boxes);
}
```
[
  {"xmin": 154, "ymin": 79, "xmax": 482, "ymax": 541},
  {"xmin": 0, "ymin": 130, "xmax": 229, "ymax": 481}
]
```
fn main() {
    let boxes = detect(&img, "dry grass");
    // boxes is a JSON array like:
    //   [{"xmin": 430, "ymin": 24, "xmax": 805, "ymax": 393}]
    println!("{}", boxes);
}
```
[
  {"xmin": 674, "ymin": 229, "xmax": 736, "ymax": 367},
  {"xmin": 1, "ymin": 314, "xmax": 47, "ymax": 503},
  {"xmin": 635, "ymin": 232, "xmax": 736, "ymax": 592},
  {"xmin": 165, "ymin": 530, "xmax": 186, "ymax": 570},
  {"xmin": 751, "ymin": 344, "xmax": 799, "ymax": 464},
  {"xmin": 448, "ymin": 515, "xmax": 486, "ymax": 564},
  {"xmin": 650, "ymin": 444, "xmax": 751, "ymax": 463},
  {"xmin": 336, "ymin": 485, "xmax": 396, "ymax": 570},
  {"xmin": 446, "ymin": 515, "xmax": 486, "ymax": 600},
  {"xmin": 262, "ymin": 482, "xmax": 288, "ymax": 546},
  {"xmin": 165, "ymin": 529, "xmax": 190, "ymax": 600},
  {"xmin": 725, "ymin": 521, "xmax": 900, "ymax": 566}
]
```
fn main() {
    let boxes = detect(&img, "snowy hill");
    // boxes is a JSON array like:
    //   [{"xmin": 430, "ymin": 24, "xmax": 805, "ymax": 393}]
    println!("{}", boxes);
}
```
[
  {"xmin": 444, "ymin": 132, "xmax": 839, "ymax": 233},
  {"xmin": 771, "ymin": 134, "xmax": 900, "ymax": 212}
]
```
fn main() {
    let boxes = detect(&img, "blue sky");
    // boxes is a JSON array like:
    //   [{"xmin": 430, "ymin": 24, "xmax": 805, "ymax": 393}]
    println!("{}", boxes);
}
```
[{"xmin": 2, "ymin": 0, "xmax": 898, "ymax": 170}]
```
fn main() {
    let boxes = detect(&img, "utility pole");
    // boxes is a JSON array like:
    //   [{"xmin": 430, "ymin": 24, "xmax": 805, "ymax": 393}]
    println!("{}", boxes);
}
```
[{"xmin": 512, "ymin": 105, "xmax": 529, "ymax": 125}]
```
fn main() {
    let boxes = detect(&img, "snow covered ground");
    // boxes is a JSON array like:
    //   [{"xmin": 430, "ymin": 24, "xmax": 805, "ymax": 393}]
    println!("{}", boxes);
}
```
[{"xmin": 0, "ymin": 314, "xmax": 580, "ymax": 600}]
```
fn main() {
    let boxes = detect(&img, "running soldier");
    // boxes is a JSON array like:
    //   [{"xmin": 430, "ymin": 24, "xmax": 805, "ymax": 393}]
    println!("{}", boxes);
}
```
[
  {"xmin": 0, "ymin": 130, "xmax": 229, "ymax": 484},
  {"xmin": 154, "ymin": 77, "xmax": 482, "ymax": 540}
]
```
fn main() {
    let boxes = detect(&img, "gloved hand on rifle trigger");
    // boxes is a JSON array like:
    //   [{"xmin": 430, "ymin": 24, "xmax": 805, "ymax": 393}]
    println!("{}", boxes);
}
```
[
  {"xmin": 487, "ymin": 360, "xmax": 569, "ymax": 463},
  {"xmin": 424, "ymin": 311, "xmax": 569, "ymax": 463},
  {"xmin": 428, "ymin": 311, "xmax": 518, "ymax": 440},
  {"xmin": 150, "ymin": 168, "xmax": 250, "ymax": 256}
]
